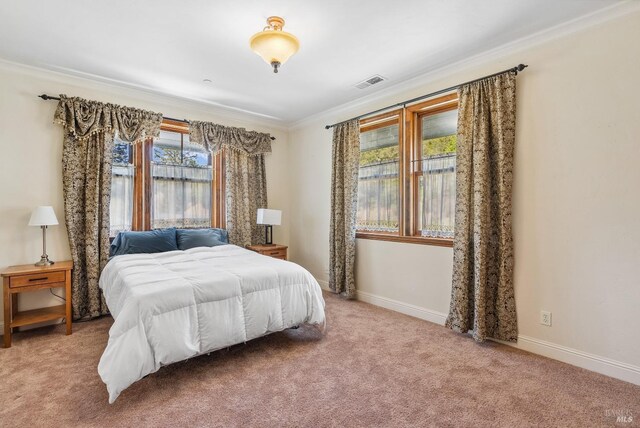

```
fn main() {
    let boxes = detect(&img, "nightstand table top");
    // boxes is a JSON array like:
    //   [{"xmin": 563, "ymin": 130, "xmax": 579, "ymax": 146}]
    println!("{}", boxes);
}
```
[{"xmin": 1, "ymin": 260, "xmax": 73, "ymax": 277}]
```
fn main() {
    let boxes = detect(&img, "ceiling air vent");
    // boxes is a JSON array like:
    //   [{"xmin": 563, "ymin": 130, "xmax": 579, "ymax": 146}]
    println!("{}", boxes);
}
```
[{"xmin": 355, "ymin": 75, "xmax": 387, "ymax": 89}]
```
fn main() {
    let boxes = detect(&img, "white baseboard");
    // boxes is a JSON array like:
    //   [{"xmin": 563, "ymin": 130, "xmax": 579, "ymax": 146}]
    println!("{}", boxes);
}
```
[
  {"xmin": 317, "ymin": 277, "xmax": 447, "ymax": 325},
  {"xmin": 495, "ymin": 335, "xmax": 640, "ymax": 386},
  {"xmin": 356, "ymin": 289, "xmax": 448, "ymax": 326},
  {"xmin": 316, "ymin": 279, "xmax": 640, "ymax": 386}
]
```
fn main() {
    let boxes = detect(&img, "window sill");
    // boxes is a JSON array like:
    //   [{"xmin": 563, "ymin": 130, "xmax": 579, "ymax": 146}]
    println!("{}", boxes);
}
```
[{"xmin": 355, "ymin": 231, "xmax": 453, "ymax": 248}]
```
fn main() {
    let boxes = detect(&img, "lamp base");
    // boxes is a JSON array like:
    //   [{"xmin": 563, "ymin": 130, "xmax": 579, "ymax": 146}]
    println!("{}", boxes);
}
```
[
  {"xmin": 35, "ymin": 256, "xmax": 54, "ymax": 267},
  {"xmin": 264, "ymin": 225, "xmax": 273, "ymax": 245}
]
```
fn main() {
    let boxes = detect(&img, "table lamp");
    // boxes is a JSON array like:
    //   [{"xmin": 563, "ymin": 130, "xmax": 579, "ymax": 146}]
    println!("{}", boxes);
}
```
[
  {"xmin": 256, "ymin": 208, "xmax": 282, "ymax": 245},
  {"xmin": 28, "ymin": 206, "xmax": 59, "ymax": 266}
]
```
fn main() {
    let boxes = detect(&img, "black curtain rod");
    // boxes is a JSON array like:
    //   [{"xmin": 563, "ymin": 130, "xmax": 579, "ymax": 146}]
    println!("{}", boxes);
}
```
[
  {"xmin": 324, "ymin": 63, "xmax": 528, "ymax": 130},
  {"xmin": 38, "ymin": 94, "xmax": 276, "ymax": 140}
]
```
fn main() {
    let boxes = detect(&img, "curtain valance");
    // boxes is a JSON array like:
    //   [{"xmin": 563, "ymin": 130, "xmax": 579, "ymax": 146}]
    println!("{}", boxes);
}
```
[
  {"xmin": 53, "ymin": 94, "xmax": 163, "ymax": 144},
  {"xmin": 189, "ymin": 121, "xmax": 272, "ymax": 156}
]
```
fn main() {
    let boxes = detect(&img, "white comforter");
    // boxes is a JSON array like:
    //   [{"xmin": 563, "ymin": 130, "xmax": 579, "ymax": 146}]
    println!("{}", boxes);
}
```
[{"xmin": 98, "ymin": 245, "xmax": 325, "ymax": 403}]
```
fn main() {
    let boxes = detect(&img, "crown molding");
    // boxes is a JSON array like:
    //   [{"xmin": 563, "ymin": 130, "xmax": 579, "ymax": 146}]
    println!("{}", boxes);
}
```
[
  {"xmin": 289, "ymin": 0, "xmax": 640, "ymax": 130},
  {"xmin": 0, "ymin": 58, "xmax": 289, "ymax": 133}
]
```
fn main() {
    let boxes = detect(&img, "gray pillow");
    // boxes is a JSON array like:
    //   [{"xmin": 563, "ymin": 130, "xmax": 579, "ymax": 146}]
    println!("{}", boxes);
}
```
[
  {"xmin": 176, "ymin": 228, "xmax": 229, "ymax": 250},
  {"xmin": 110, "ymin": 228, "xmax": 178, "ymax": 257}
]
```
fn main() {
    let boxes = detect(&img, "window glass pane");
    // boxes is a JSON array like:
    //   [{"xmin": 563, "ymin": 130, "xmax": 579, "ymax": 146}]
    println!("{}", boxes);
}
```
[
  {"xmin": 109, "ymin": 138, "xmax": 134, "ymax": 237},
  {"xmin": 183, "ymin": 139, "xmax": 210, "ymax": 168},
  {"xmin": 421, "ymin": 109, "xmax": 457, "ymax": 142},
  {"xmin": 153, "ymin": 130, "xmax": 182, "ymax": 165},
  {"xmin": 418, "ymin": 109, "xmax": 457, "ymax": 238},
  {"xmin": 151, "ymin": 131, "xmax": 213, "ymax": 229},
  {"xmin": 360, "ymin": 124, "xmax": 398, "ymax": 151},
  {"xmin": 357, "ymin": 123, "xmax": 400, "ymax": 232}
]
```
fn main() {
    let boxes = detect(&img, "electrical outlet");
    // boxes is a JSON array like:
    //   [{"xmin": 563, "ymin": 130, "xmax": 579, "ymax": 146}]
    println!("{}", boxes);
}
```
[{"xmin": 540, "ymin": 310, "xmax": 552, "ymax": 327}]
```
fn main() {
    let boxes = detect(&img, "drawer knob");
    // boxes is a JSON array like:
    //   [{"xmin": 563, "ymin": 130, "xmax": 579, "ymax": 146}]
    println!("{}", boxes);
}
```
[{"xmin": 29, "ymin": 277, "xmax": 48, "ymax": 282}]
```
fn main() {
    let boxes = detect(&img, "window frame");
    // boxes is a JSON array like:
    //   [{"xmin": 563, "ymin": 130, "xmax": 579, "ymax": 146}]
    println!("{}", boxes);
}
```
[
  {"xmin": 117, "ymin": 118, "xmax": 225, "ymax": 233},
  {"xmin": 355, "ymin": 94, "xmax": 458, "ymax": 247}
]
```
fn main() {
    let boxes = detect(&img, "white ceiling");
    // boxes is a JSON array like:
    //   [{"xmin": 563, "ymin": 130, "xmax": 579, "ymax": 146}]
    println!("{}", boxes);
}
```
[{"xmin": 0, "ymin": 0, "xmax": 623, "ymax": 124}]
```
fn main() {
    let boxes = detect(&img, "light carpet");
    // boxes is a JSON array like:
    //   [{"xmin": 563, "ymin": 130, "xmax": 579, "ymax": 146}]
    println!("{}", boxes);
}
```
[{"xmin": 1, "ymin": 292, "xmax": 638, "ymax": 427}]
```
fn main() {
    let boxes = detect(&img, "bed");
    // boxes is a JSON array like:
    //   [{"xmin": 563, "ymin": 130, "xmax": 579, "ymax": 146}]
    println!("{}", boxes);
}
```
[{"xmin": 97, "ymin": 234, "xmax": 325, "ymax": 404}]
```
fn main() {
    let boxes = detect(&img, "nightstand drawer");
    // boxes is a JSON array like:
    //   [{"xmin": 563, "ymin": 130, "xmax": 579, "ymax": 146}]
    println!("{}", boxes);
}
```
[
  {"xmin": 246, "ymin": 244, "xmax": 288, "ymax": 260},
  {"xmin": 264, "ymin": 249, "xmax": 286, "ymax": 257},
  {"xmin": 10, "ymin": 271, "xmax": 66, "ymax": 288}
]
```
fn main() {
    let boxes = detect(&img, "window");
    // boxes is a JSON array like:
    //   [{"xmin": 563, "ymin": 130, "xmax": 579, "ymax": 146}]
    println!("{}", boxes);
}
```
[
  {"xmin": 357, "ymin": 112, "xmax": 401, "ymax": 232},
  {"xmin": 415, "ymin": 105, "xmax": 457, "ymax": 239},
  {"xmin": 356, "ymin": 94, "xmax": 458, "ymax": 246},
  {"xmin": 109, "ymin": 139, "xmax": 135, "ymax": 237},
  {"xmin": 108, "ymin": 119, "xmax": 224, "ymax": 236},
  {"xmin": 151, "ymin": 130, "xmax": 213, "ymax": 229}
]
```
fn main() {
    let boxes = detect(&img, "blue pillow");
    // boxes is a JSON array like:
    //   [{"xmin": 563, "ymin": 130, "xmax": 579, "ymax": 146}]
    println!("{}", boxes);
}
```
[
  {"xmin": 176, "ymin": 228, "xmax": 229, "ymax": 250},
  {"xmin": 110, "ymin": 228, "xmax": 178, "ymax": 257}
]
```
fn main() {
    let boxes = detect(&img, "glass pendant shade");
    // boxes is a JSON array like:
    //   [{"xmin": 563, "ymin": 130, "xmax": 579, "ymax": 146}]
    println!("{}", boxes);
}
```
[{"xmin": 250, "ymin": 16, "xmax": 299, "ymax": 73}]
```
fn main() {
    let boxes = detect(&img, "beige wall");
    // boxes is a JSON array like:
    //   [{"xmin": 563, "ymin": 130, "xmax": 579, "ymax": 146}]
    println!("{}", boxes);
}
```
[
  {"xmin": 289, "ymin": 10, "xmax": 640, "ymax": 375},
  {"xmin": 0, "ymin": 61, "xmax": 290, "ymax": 320}
]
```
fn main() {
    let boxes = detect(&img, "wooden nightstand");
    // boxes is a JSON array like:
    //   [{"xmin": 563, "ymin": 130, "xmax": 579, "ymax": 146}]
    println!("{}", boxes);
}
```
[
  {"xmin": 1, "ymin": 261, "xmax": 73, "ymax": 348},
  {"xmin": 246, "ymin": 244, "xmax": 288, "ymax": 260}
]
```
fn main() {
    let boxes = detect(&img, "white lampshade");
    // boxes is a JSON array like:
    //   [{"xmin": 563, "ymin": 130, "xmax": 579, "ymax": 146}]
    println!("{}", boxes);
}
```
[
  {"xmin": 257, "ymin": 209, "xmax": 282, "ymax": 226},
  {"xmin": 28, "ymin": 206, "xmax": 59, "ymax": 226}
]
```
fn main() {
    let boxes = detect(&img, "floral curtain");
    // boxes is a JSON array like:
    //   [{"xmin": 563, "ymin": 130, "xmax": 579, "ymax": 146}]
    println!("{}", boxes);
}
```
[
  {"xmin": 445, "ymin": 72, "xmax": 518, "ymax": 342},
  {"xmin": 189, "ymin": 121, "xmax": 271, "ymax": 247},
  {"xmin": 54, "ymin": 95, "xmax": 162, "ymax": 319},
  {"xmin": 224, "ymin": 149, "xmax": 267, "ymax": 247},
  {"xmin": 54, "ymin": 95, "xmax": 162, "ymax": 145},
  {"xmin": 329, "ymin": 120, "xmax": 360, "ymax": 298},
  {"xmin": 189, "ymin": 121, "xmax": 272, "ymax": 156}
]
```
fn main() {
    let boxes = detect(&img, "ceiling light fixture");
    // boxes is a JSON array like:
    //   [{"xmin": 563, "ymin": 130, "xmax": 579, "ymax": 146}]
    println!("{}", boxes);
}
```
[{"xmin": 249, "ymin": 16, "xmax": 299, "ymax": 74}]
